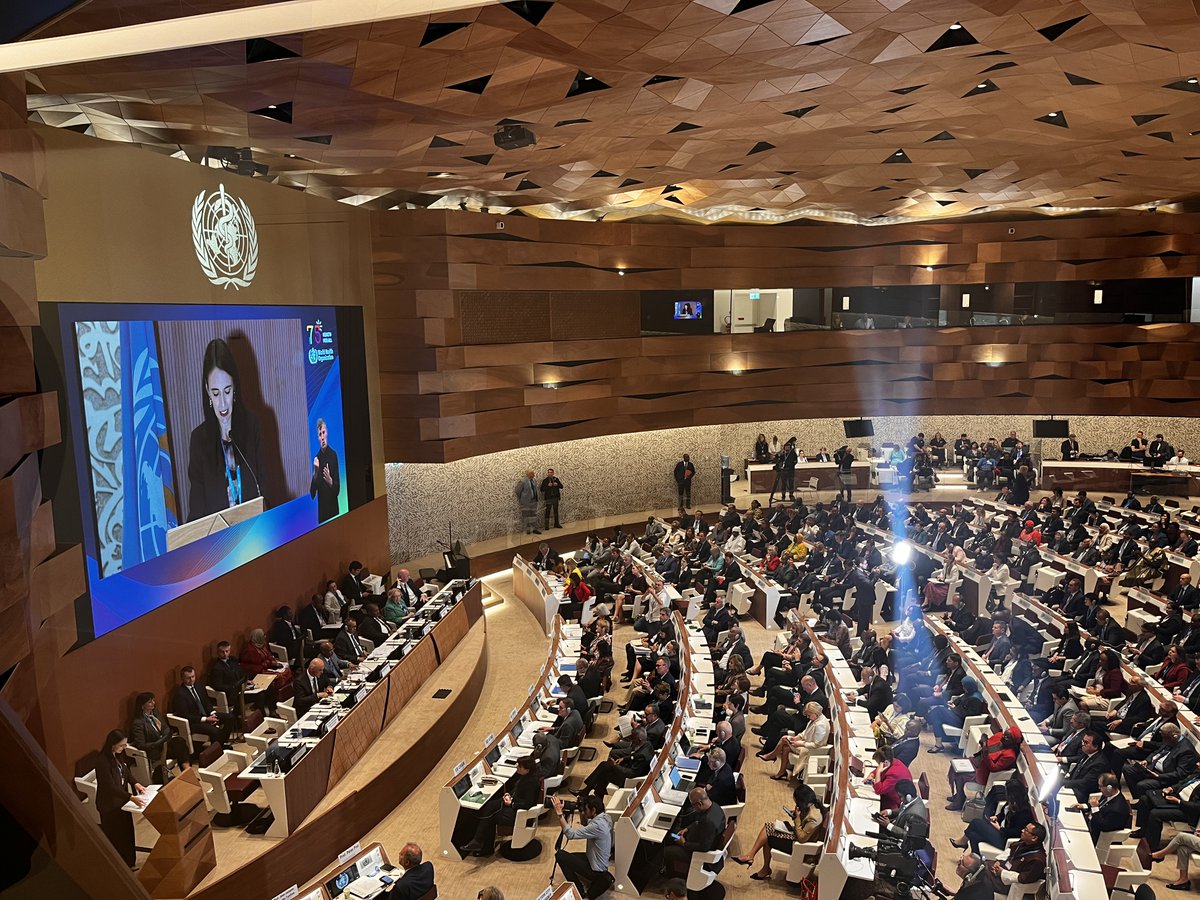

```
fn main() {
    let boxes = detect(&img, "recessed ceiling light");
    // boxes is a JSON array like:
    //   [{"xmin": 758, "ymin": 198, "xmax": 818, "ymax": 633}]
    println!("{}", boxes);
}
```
[
  {"xmin": 895, "ymin": 150, "xmax": 903, "ymax": 156},
  {"xmin": 1190, "ymin": 77, "xmax": 1199, "ymax": 84},
  {"xmin": 267, "ymin": 104, "xmax": 277, "ymax": 109},
  {"xmin": 925, "ymin": 266, "xmax": 933, "ymax": 271},
  {"xmin": 1047, "ymin": 111, "xmax": 1058, "ymax": 117},
  {"xmin": 977, "ymin": 83, "xmax": 988, "ymax": 89},
  {"xmin": 949, "ymin": 22, "xmax": 962, "ymax": 29}
]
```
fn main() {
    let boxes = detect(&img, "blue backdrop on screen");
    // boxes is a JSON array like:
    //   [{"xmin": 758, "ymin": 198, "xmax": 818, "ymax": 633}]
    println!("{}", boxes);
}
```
[{"xmin": 58, "ymin": 303, "xmax": 348, "ymax": 639}]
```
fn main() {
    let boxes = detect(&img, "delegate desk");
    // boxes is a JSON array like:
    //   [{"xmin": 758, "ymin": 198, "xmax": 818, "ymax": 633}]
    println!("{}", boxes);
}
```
[
  {"xmin": 241, "ymin": 580, "xmax": 481, "ymax": 837},
  {"xmin": 438, "ymin": 615, "xmax": 581, "ymax": 861},
  {"xmin": 514, "ymin": 554, "xmax": 564, "ymax": 636},
  {"xmin": 1042, "ymin": 460, "xmax": 1200, "ymax": 498},
  {"xmin": 612, "ymin": 616, "xmax": 714, "ymax": 898},
  {"xmin": 923, "ymin": 615, "xmax": 1104, "ymax": 899},
  {"xmin": 746, "ymin": 460, "xmax": 871, "ymax": 494},
  {"xmin": 300, "ymin": 842, "xmax": 402, "ymax": 900},
  {"xmin": 806, "ymin": 626, "xmax": 880, "ymax": 900}
]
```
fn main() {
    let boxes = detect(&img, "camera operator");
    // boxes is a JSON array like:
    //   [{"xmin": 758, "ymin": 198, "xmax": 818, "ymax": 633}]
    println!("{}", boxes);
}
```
[
  {"xmin": 879, "ymin": 779, "xmax": 928, "ymax": 848},
  {"xmin": 550, "ymin": 794, "xmax": 613, "ymax": 898}
]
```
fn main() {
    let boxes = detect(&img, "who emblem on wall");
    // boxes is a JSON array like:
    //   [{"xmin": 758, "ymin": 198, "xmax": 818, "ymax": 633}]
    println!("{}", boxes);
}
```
[{"xmin": 191, "ymin": 183, "xmax": 259, "ymax": 289}]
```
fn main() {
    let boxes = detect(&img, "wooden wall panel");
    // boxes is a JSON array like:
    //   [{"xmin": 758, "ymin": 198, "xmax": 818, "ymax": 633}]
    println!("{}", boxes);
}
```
[{"xmin": 372, "ymin": 210, "xmax": 1200, "ymax": 463}]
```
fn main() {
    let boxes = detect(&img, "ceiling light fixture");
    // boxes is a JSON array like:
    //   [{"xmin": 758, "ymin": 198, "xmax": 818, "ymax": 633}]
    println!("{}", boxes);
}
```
[
  {"xmin": 1047, "ymin": 111, "xmax": 1058, "ymax": 117},
  {"xmin": 949, "ymin": 22, "xmax": 962, "ymax": 29},
  {"xmin": 925, "ymin": 266, "xmax": 934, "ymax": 272},
  {"xmin": 1190, "ymin": 77, "xmax": 1199, "ymax": 84}
]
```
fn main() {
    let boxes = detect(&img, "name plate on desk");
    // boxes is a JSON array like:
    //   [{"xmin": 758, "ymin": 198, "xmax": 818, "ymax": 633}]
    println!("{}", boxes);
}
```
[
  {"xmin": 536, "ymin": 887, "xmax": 554, "ymax": 900},
  {"xmin": 453, "ymin": 760, "xmax": 467, "ymax": 777},
  {"xmin": 272, "ymin": 886, "xmax": 299, "ymax": 900},
  {"xmin": 510, "ymin": 708, "xmax": 519, "ymax": 722},
  {"xmin": 338, "ymin": 842, "xmax": 362, "ymax": 865},
  {"xmin": 483, "ymin": 733, "xmax": 495, "ymax": 748}
]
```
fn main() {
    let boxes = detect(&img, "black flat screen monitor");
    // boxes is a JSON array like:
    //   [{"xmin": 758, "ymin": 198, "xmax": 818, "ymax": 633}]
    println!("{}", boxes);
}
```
[
  {"xmin": 844, "ymin": 419, "xmax": 875, "ymax": 439},
  {"xmin": 1032, "ymin": 419, "xmax": 1070, "ymax": 439}
]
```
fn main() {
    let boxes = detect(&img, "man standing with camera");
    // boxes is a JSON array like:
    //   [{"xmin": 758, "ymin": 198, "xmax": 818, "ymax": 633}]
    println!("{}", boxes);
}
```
[{"xmin": 551, "ymin": 794, "xmax": 614, "ymax": 898}]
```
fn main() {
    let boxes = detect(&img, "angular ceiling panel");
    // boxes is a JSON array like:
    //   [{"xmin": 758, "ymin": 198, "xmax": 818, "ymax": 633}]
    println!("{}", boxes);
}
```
[{"xmin": 20, "ymin": 0, "xmax": 1200, "ymax": 224}]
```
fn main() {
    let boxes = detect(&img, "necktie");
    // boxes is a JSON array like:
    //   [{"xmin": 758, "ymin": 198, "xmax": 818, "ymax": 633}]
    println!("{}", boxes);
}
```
[
  {"xmin": 311, "ymin": 676, "xmax": 318, "ymax": 695},
  {"xmin": 190, "ymin": 685, "xmax": 201, "ymax": 711},
  {"xmin": 352, "ymin": 634, "xmax": 362, "ymax": 655}
]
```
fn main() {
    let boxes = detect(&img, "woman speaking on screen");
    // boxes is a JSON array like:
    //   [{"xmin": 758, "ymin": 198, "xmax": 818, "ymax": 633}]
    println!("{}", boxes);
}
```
[{"xmin": 187, "ymin": 338, "xmax": 264, "ymax": 522}]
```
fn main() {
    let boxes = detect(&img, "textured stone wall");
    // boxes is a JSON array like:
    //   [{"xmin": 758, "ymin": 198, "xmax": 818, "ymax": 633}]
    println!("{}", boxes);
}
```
[{"xmin": 386, "ymin": 414, "xmax": 1200, "ymax": 563}]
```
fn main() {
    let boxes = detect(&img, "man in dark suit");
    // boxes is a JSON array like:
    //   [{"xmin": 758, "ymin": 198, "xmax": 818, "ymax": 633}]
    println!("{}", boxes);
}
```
[
  {"xmin": 1083, "ymin": 774, "xmax": 1131, "ymax": 844},
  {"xmin": 172, "ymin": 666, "xmax": 234, "ymax": 745},
  {"xmin": 701, "ymin": 594, "xmax": 736, "ymax": 647},
  {"xmin": 334, "ymin": 616, "xmax": 369, "ymax": 663},
  {"xmin": 1061, "ymin": 435, "xmax": 1080, "ymax": 460},
  {"xmin": 293, "ymin": 657, "xmax": 336, "ymax": 716},
  {"xmin": 1095, "ymin": 610, "xmax": 1124, "ymax": 648},
  {"xmin": 1132, "ymin": 758, "xmax": 1200, "ymax": 850},
  {"xmin": 1131, "ymin": 623, "xmax": 1167, "ymax": 669},
  {"xmin": 387, "ymin": 842, "xmax": 435, "ymax": 899},
  {"xmin": 860, "ymin": 666, "xmax": 894, "ymax": 721},
  {"xmin": 1124, "ymin": 724, "xmax": 1197, "ymax": 800},
  {"xmin": 1104, "ymin": 674, "xmax": 1153, "ymax": 735},
  {"xmin": 209, "ymin": 640, "xmax": 247, "ymax": 704},
  {"xmin": 712, "ymin": 625, "xmax": 753, "ymax": 681},
  {"xmin": 343, "ymin": 560, "xmax": 366, "ymax": 602},
  {"xmin": 297, "ymin": 593, "xmax": 330, "ymax": 639},
  {"xmin": 673, "ymin": 454, "xmax": 696, "ymax": 514},
  {"xmin": 532, "ymin": 542, "xmax": 561, "ymax": 570},
  {"xmin": 1063, "ymin": 731, "xmax": 1111, "ymax": 801},
  {"xmin": 358, "ymin": 602, "xmax": 390, "ymax": 648},
  {"xmin": 699, "ymin": 748, "xmax": 737, "ymax": 806},
  {"xmin": 1172, "ymin": 573, "xmax": 1200, "ymax": 610},
  {"xmin": 663, "ymin": 787, "xmax": 727, "ymax": 877}
]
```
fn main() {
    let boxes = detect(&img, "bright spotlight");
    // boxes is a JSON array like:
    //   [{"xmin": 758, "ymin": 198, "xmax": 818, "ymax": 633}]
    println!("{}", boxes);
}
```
[{"xmin": 891, "ymin": 541, "xmax": 913, "ymax": 565}]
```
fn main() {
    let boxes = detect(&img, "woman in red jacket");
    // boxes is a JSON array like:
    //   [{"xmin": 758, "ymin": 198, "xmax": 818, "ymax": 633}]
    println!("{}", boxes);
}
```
[
  {"xmin": 561, "ymin": 571, "xmax": 593, "ymax": 621},
  {"xmin": 946, "ymin": 726, "xmax": 1022, "ymax": 811},
  {"xmin": 1157, "ymin": 644, "xmax": 1192, "ymax": 691},
  {"xmin": 866, "ymin": 745, "xmax": 913, "ymax": 811}
]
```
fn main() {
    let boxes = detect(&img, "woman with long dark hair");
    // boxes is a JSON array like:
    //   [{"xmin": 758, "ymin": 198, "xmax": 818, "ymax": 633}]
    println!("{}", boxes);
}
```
[
  {"xmin": 950, "ymin": 775, "xmax": 1033, "ymax": 854},
  {"xmin": 732, "ymin": 782, "xmax": 825, "ymax": 879},
  {"xmin": 186, "ymin": 337, "xmax": 264, "ymax": 521},
  {"xmin": 95, "ymin": 729, "xmax": 147, "ymax": 867}
]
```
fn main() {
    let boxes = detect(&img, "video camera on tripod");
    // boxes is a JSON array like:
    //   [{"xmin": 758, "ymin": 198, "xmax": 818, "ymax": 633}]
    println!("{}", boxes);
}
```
[{"xmin": 848, "ymin": 820, "xmax": 949, "ymax": 900}]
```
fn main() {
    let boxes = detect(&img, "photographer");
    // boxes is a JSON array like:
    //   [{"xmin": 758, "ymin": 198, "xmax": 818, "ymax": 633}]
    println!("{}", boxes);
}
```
[{"xmin": 551, "ymin": 794, "xmax": 613, "ymax": 898}]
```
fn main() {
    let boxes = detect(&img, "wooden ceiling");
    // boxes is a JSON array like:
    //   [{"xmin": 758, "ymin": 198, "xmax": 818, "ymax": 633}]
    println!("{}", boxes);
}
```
[{"xmin": 23, "ymin": 0, "xmax": 1200, "ymax": 223}]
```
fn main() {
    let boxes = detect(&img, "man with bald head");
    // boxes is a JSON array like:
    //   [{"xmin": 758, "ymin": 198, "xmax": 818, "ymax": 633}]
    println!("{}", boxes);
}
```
[
  {"xmin": 663, "ymin": 786, "xmax": 727, "ymax": 877},
  {"xmin": 294, "ymin": 657, "xmax": 334, "ymax": 716},
  {"xmin": 514, "ymin": 468, "xmax": 541, "ymax": 534}
]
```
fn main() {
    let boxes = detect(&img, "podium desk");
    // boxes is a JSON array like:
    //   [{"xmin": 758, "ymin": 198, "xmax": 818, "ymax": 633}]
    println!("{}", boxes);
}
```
[
  {"xmin": 167, "ymin": 496, "xmax": 264, "ymax": 551},
  {"xmin": 514, "ymin": 554, "xmax": 564, "ymax": 636}
]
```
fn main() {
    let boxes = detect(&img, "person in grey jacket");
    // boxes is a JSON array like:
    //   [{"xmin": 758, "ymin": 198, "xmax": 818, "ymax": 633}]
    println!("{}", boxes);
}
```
[{"xmin": 514, "ymin": 469, "xmax": 540, "ymax": 534}]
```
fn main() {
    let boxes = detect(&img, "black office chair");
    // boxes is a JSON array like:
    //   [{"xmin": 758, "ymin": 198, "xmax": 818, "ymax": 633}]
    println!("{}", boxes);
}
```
[{"xmin": 753, "ymin": 318, "xmax": 776, "ymax": 333}]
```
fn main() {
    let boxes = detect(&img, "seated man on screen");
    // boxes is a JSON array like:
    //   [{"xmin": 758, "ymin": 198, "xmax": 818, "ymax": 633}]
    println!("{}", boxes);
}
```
[
  {"xmin": 187, "ymin": 338, "xmax": 264, "ymax": 522},
  {"xmin": 309, "ymin": 417, "xmax": 341, "ymax": 524}
]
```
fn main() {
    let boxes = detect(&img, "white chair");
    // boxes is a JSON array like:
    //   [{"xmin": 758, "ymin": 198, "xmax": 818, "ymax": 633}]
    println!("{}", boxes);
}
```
[
  {"xmin": 75, "ymin": 770, "xmax": 100, "ymax": 824},
  {"xmin": 979, "ymin": 837, "xmax": 1017, "ymax": 862},
  {"xmin": 500, "ymin": 799, "xmax": 546, "ymax": 858},
  {"xmin": 721, "ymin": 772, "xmax": 746, "ymax": 822},
  {"xmin": 268, "ymin": 642, "xmax": 289, "ymax": 665},
  {"xmin": 728, "ymin": 582, "xmax": 754, "ymax": 617},
  {"xmin": 686, "ymin": 822, "xmax": 735, "ymax": 891},
  {"xmin": 198, "ymin": 749, "xmax": 252, "ymax": 825},
  {"xmin": 246, "ymin": 716, "xmax": 288, "ymax": 754},
  {"xmin": 358, "ymin": 637, "xmax": 375, "ymax": 654},
  {"xmin": 166, "ymin": 712, "xmax": 212, "ymax": 756},
  {"xmin": 206, "ymin": 686, "xmax": 231, "ymax": 715},
  {"xmin": 1005, "ymin": 878, "xmax": 1045, "ymax": 899},
  {"xmin": 1097, "ymin": 828, "xmax": 1133, "ymax": 865},
  {"xmin": 579, "ymin": 597, "xmax": 596, "ymax": 626},
  {"xmin": 1107, "ymin": 843, "xmax": 1151, "ymax": 892},
  {"xmin": 873, "ymin": 581, "xmax": 895, "ymax": 624},
  {"xmin": 945, "ymin": 714, "xmax": 987, "ymax": 752},
  {"xmin": 126, "ymin": 745, "xmax": 154, "ymax": 786},
  {"xmin": 769, "ymin": 839, "xmax": 822, "ymax": 884},
  {"xmin": 277, "ymin": 700, "xmax": 297, "ymax": 727}
]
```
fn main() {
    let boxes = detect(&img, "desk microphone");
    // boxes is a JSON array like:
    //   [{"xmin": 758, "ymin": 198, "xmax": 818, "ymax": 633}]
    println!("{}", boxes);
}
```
[{"xmin": 229, "ymin": 432, "xmax": 262, "ymax": 504}]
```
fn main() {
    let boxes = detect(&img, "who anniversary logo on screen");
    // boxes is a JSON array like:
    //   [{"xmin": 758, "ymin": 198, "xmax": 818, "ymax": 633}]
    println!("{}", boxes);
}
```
[{"xmin": 191, "ymin": 183, "xmax": 259, "ymax": 290}]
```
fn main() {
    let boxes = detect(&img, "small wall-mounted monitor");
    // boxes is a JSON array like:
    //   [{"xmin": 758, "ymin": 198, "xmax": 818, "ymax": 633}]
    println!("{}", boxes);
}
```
[
  {"xmin": 673, "ymin": 301, "xmax": 702, "ymax": 320},
  {"xmin": 1032, "ymin": 419, "xmax": 1070, "ymax": 439},
  {"xmin": 844, "ymin": 419, "xmax": 875, "ymax": 439}
]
